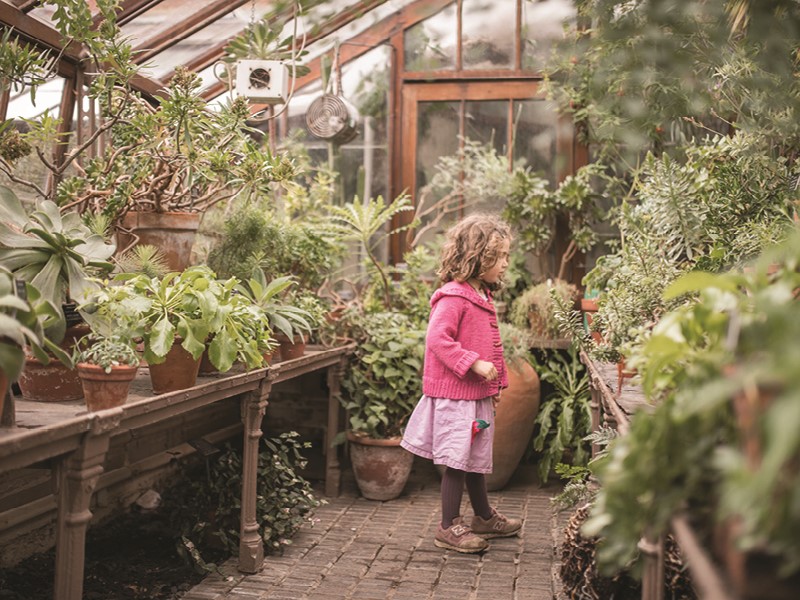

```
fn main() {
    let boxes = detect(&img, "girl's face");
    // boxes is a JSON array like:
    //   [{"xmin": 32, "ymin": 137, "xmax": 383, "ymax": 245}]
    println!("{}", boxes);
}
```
[{"xmin": 481, "ymin": 238, "xmax": 510, "ymax": 285}]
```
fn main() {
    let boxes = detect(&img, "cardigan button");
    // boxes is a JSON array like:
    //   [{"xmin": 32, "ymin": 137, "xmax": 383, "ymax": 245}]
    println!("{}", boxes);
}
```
[
  {"xmin": 493, "ymin": 341, "xmax": 502, "ymax": 347},
  {"xmin": 489, "ymin": 321, "xmax": 498, "ymax": 329}
]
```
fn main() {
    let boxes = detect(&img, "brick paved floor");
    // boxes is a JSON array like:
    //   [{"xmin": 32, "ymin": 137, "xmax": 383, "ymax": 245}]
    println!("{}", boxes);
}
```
[{"xmin": 182, "ymin": 459, "xmax": 564, "ymax": 600}]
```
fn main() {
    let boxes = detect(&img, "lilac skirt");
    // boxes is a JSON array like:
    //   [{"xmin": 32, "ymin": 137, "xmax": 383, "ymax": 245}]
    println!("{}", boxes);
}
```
[{"xmin": 401, "ymin": 395, "xmax": 494, "ymax": 473}]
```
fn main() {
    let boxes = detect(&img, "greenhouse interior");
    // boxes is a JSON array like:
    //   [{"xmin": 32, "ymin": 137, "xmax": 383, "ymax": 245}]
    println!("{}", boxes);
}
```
[{"xmin": 1, "ymin": 0, "xmax": 799, "ymax": 599}]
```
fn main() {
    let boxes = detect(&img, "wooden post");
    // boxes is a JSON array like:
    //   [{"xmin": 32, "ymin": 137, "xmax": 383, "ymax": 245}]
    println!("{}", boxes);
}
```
[
  {"xmin": 639, "ymin": 532, "xmax": 665, "ymax": 600},
  {"xmin": 237, "ymin": 373, "xmax": 274, "ymax": 573},
  {"xmin": 589, "ymin": 386, "xmax": 601, "ymax": 458},
  {"xmin": 54, "ymin": 410, "xmax": 121, "ymax": 600},
  {"xmin": 324, "ymin": 358, "xmax": 346, "ymax": 497}
]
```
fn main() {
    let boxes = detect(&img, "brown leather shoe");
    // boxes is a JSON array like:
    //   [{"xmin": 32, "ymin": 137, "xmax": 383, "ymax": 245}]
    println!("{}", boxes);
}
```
[
  {"xmin": 470, "ymin": 509, "xmax": 522, "ymax": 539},
  {"xmin": 434, "ymin": 517, "xmax": 489, "ymax": 553}
]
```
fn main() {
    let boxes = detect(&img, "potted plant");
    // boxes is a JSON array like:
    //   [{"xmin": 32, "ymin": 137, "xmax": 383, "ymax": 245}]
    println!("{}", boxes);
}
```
[
  {"xmin": 275, "ymin": 290, "xmax": 327, "ymax": 360},
  {"xmin": 0, "ymin": 186, "xmax": 115, "ymax": 401},
  {"xmin": 340, "ymin": 311, "xmax": 426, "ymax": 500},
  {"xmin": 236, "ymin": 271, "xmax": 316, "ymax": 363},
  {"xmin": 509, "ymin": 279, "xmax": 579, "ymax": 340},
  {"xmin": 102, "ymin": 266, "xmax": 220, "ymax": 393},
  {"xmin": 74, "ymin": 334, "xmax": 140, "ymax": 412},
  {"xmin": 199, "ymin": 276, "xmax": 275, "ymax": 374},
  {"xmin": 0, "ymin": 267, "xmax": 67, "ymax": 418}
]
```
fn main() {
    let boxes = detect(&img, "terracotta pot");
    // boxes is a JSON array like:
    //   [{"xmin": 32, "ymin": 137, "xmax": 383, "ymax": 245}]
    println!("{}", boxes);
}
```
[
  {"xmin": 0, "ymin": 368, "xmax": 8, "ymax": 423},
  {"xmin": 77, "ymin": 362, "xmax": 138, "ymax": 411},
  {"xmin": 276, "ymin": 333, "xmax": 306, "ymax": 361},
  {"xmin": 148, "ymin": 341, "xmax": 201, "ymax": 394},
  {"xmin": 18, "ymin": 351, "xmax": 83, "ymax": 402},
  {"xmin": 116, "ymin": 211, "xmax": 201, "ymax": 272},
  {"xmin": 580, "ymin": 297, "xmax": 603, "ymax": 343},
  {"xmin": 485, "ymin": 360, "xmax": 541, "ymax": 491},
  {"xmin": 198, "ymin": 344, "xmax": 218, "ymax": 375},
  {"xmin": 616, "ymin": 358, "xmax": 636, "ymax": 395},
  {"xmin": 346, "ymin": 432, "xmax": 414, "ymax": 501}
]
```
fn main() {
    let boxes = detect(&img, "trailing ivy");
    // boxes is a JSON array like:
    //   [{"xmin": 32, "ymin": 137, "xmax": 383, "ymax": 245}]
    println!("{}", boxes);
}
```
[{"xmin": 164, "ymin": 433, "xmax": 323, "ymax": 571}]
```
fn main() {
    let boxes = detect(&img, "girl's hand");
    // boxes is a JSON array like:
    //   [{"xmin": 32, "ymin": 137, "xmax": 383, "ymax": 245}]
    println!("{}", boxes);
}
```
[{"xmin": 471, "ymin": 359, "xmax": 498, "ymax": 381}]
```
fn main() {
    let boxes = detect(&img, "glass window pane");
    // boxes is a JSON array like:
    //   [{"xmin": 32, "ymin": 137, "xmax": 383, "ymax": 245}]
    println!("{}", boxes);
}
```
[
  {"xmin": 521, "ymin": 0, "xmax": 576, "ymax": 71},
  {"xmin": 404, "ymin": 3, "xmax": 457, "ymax": 72},
  {"xmin": 462, "ymin": 0, "xmax": 516, "ymax": 70},
  {"xmin": 512, "ymin": 99, "xmax": 562, "ymax": 184},
  {"xmin": 464, "ymin": 100, "xmax": 508, "ymax": 157},
  {"xmin": 414, "ymin": 100, "xmax": 460, "ymax": 247}
]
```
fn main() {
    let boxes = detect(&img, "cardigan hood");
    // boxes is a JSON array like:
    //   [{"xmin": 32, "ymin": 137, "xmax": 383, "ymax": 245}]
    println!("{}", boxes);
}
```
[{"xmin": 429, "ymin": 280, "xmax": 496, "ymax": 313}]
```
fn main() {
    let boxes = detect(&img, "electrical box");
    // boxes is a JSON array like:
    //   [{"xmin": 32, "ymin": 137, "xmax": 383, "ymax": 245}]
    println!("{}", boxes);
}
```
[{"xmin": 235, "ymin": 60, "xmax": 289, "ymax": 104}]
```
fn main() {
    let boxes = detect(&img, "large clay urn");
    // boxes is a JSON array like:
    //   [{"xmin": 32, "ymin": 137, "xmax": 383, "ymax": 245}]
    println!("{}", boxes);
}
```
[
  {"xmin": 347, "ymin": 432, "xmax": 414, "ymax": 501},
  {"xmin": 117, "ymin": 211, "xmax": 201, "ymax": 272},
  {"xmin": 485, "ymin": 359, "xmax": 541, "ymax": 491}
]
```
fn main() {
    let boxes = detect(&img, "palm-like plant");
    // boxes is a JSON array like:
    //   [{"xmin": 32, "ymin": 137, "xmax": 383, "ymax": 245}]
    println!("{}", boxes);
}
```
[{"xmin": 326, "ymin": 194, "xmax": 416, "ymax": 309}]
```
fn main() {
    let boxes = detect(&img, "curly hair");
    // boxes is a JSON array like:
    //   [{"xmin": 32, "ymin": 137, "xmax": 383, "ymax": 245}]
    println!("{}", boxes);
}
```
[{"xmin": 437, "ymin": 213, "xmax": 512, "ymax": 288}]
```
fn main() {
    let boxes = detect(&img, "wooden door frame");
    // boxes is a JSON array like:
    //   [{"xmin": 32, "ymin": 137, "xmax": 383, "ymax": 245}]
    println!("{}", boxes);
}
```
[{"xmin": 392, "ymin": 79, "xmax": 578, "ymax": 261}]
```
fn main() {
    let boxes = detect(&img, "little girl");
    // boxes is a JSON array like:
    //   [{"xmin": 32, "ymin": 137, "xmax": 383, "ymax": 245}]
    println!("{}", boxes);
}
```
[{"xmin": 401, "ymin": 213, "xmax": 522, "ymax": 553}]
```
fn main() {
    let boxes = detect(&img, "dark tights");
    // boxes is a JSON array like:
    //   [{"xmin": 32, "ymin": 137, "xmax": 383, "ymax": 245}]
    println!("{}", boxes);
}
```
[{"xmin": 440, "ymin": 466, "xmax": 493, "ymax": 528}]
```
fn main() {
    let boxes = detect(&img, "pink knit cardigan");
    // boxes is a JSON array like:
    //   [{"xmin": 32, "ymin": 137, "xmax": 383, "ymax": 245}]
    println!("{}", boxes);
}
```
[{"xmin": 422, "ymin": 281, "xmax": 508, "ymax": 400}]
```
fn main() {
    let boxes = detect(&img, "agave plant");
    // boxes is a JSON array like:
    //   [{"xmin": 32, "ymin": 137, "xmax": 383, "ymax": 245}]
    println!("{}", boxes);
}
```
[
  {"xmin": 0, "ymin": 267, "xmax": 70, "ymax": 381},
  {"xmin": 0, "ymin": 186, "xmax": 115, "ymax": 335}
]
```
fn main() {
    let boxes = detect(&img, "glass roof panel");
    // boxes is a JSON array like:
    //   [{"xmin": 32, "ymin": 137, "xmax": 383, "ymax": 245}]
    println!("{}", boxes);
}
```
[{"xmin": 141, "ymin": 0, "xmax": 274, "ymax": 80}]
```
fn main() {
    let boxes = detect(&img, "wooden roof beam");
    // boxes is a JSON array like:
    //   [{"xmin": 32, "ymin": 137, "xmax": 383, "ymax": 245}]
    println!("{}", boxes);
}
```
[
  {"xmin": 93, "ymin": 0, "xmax": 169, "ymax": 28},
  {"xmin": 0, "ymin": 3, "xmax": 166, "ymax": 100}
]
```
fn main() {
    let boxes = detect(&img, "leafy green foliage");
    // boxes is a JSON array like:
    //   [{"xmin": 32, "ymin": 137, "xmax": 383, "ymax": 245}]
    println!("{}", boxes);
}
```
[
  {"xmin": 0, "ymin": 27, "xmax": 55, "ymax": 100},
  {"xmin": 544, "ymin": 0, "xmax": 800, "ymax": 165},
  {"xmin": 165, "ymin": 433, "xmax": 323, "ymax": 570},
  {"xmin": 73, "ymin": 334, "xmax": 139, "ymax": 373},
  {"xmin": 0, "ymin": 187, "xmax": 116, "ymax": 337},
  {"xmin": 0, "ymin": 267, "xmax": 70, "ymax": 378},
  {"xmin": 510, "ymin": 279, "xmax": 579, "ymax": 338},
  {"xmin": 586, "ymin": 132, "xmax": 795, "ymax": 359},
  {"xmin": 237, "ymin": 272, "xmax": 315, "ymax": 343},
  {"xmin": 340, "ymin": 311, "xmax": 425, "ymax": 439},
  {"xmin": 207, "ymin": 200, "xmax": 342, "ymax": 289},
  {"xmin": 585, "ymin": 232, "xmax": 800, "ymax": 575},
  {"xmin": 532, "ymin": 346, "xmax": 593, "ymax": 482}
]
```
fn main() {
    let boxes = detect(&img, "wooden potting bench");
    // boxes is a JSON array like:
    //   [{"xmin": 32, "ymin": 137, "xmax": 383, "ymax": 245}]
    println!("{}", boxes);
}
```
[{"xmin": 0, "ymin": 343, "xmax": 354, "ymax": 600}]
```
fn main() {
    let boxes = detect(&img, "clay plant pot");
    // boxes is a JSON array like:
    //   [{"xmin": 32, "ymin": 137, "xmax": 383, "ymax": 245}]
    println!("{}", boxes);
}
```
[
  {"xmin": 580, "ymin": 297, "xmax": 603, "ymax": 343},
  {"xmin": 116, "ymin": 211, "xmax": 201, "ymax": 273},
  {"xmin": 18, "ymin": 349, "xmax": 83, "ymax": 402},
  {"xmin": 0, "ymin": 368, "xmax": 8, "ymax": 423},
  {"xmin": 485, "ymin": 359, "xmax": 541, "ymax": 491},
  {"xmin": 77, "ymin": 363, "xmax": 138, "ymax": 411},
  {"xmin": 17, "ymin": 322, "xmax": 90, "ymax": 402},
  {"xmin": 346, "ymin": 432, "xmax": 414, "ymax": 501},
  {"xmin": 276, "ymin": 333, "xmax": 306, "ymax": 361},
  {"xmin": 147, "ymin": 341, "xmax": 201, "ymax": 394}
]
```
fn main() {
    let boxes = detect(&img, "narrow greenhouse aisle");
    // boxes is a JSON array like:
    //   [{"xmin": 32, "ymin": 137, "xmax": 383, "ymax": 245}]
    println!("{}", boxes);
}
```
[{"xmin": 182, "ymin": 460, "xmax": 565, "ymax": 600}]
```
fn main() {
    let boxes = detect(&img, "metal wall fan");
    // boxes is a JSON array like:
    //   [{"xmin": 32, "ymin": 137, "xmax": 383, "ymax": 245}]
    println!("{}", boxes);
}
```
[{"xmin": 305, "ymin": 46, "xmax": 359, "ymax": 145}]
